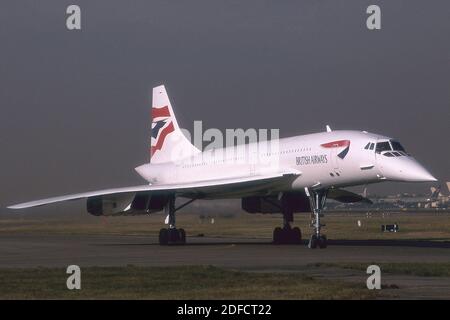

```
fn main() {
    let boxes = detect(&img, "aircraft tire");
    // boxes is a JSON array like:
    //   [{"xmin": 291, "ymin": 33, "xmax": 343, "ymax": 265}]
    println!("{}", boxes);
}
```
[
  {"xmin": 318, "ymin": 235, "xmax": 327, "ymax": 249},
  {"xmin": 168, "ymin": 228, "xmax": 180, "ymax": 244},
  {"xmin": 273, "ymin": 227, "xmax": 283, "ymax": 244},
  {"xmin": 308, "ymin": 235, "xmax": 318, "ymax": 249},
  {"xmin": 292, "ymin": 227, "xmax": 302, "ymax": 244},
  {"xmin": 178, "ymin": 228, "xmax": 186, "ymax": 244},
  {"xmin": 159, "ymin": 228, "xmax": 169, "ymax": 246}
]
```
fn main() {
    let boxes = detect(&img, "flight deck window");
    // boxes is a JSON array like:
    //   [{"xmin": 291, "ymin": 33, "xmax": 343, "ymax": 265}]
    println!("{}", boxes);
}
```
[
  {"xmin": 375, "ymin": 141, "xmax": 391, "ymax": 153},
  {"xmin": 390, "ymin": 140, "xmax": 406, "ymax": 152},
  {"xmin": 369, "ymin": 143, "xmax": 375, "ymax": 150},
  {"xmin": 364, "ymin": 143, "xmax": 370, "ymax": 149}
]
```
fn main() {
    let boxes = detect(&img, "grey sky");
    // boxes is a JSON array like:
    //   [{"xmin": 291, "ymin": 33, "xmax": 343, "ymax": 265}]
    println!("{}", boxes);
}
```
[{"xmin": 0, "ymin": 1, "xmax": 449, "ymax": 212}]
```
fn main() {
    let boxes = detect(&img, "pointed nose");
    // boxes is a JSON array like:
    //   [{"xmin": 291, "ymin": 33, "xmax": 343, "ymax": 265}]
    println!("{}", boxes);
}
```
[
  {"xmin": 392, "ymin": 166, "xmax": 438, "ymax": 182},
  {"xmin": 378, "ymin": 156, "xmax": 438, "ymax": 182},
  {"xmin": 401, "ymin": 159, "xmax": 438, "ymax": 182},
  {"xmin": 408, "ymin": 166, "xmax": 438, "ymax": 182}
]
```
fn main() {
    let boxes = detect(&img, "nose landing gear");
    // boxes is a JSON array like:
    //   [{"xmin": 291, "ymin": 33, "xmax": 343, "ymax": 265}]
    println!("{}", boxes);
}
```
[
  {"xmin": 308, "ymin": 234, "xmax": 327, "ymax": 249},
  {"xmin": 305, "ymin": 188, "xmax": 328, "ymax": 249}
]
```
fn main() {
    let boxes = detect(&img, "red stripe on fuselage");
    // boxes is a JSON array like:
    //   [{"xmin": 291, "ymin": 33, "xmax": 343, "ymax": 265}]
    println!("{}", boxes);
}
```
[{"xmin": 320, "ymin": 140, "xmax": 351, "ymax": 148}]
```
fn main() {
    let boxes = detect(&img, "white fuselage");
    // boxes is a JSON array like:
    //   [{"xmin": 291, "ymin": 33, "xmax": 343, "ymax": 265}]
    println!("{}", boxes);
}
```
[{"xmin": 135, "ymin": 130, "xmax": 436, "ymax": 197}]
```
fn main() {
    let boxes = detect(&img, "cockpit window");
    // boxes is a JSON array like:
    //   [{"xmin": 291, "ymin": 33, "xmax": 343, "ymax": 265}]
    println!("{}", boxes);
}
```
[
  {"xmin": 390, "ymin": 140, "xmax": 406, "ymax": 152},
  {"xmin": 369, "ymin": 143, "xmax": 375, "ymax": 150},
  {"xmin": 375, "ymin": 141, "xmax": 391, "ymax": 153},
  {"xmin": 364, "ymin": 143, "xmax": 370, "ymax": 149}
]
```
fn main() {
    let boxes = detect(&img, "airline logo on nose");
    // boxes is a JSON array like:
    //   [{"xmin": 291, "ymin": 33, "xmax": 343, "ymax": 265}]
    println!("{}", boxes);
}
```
[
  {"xmin": 320, "ymin": 140, "xmax": 351, "ymax": 159},
  {"xmin": 151, "ymin": 106, "xmax": 174, "ymax": 156}
]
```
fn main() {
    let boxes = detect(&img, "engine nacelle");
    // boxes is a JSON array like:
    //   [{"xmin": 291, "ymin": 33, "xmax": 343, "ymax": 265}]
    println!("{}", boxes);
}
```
[
  {"xmin": 130, "ymin": 193, "xmax": 169, "ymax": 213},
  {"xmin": 242, "ymin": 193, "xmax": 311, "ymax": 214},
  {"xmin": 87, "ymin": 194, "xmax": 135, "ymax": 216},
  {"xmin": 87, "ymin": 193, "xmax": 169, "ymax": 216}
]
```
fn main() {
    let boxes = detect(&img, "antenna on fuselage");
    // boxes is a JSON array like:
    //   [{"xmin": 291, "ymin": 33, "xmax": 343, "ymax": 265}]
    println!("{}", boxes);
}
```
[{"xmin": 326, "ymin": 125, "xmax": 332, "ymax": 132}]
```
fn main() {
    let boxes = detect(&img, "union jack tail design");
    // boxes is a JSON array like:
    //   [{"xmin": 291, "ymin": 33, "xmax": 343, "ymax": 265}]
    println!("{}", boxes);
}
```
[
  {"xmin": 150, "ymin": 85, "xmax": 200, "ymax": 164},
  {"xmin": 151, "ymin": 106, "xmax": 174, "ymax": 156}
]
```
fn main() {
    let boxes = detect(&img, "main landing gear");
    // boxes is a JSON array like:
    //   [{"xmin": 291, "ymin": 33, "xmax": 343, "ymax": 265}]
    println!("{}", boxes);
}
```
[
  {"xmin": 159, "ymin": 228, "xmax": 186, "ymax": 246},
  {"xmin": 305, "ymin": 188, "xmax": 328, "ymax": 249},
  {"xmin": 158, "ymin": 195, "xmax": 194, "ymax": 246},
  {"xmin": 273, "ymin": 225, "xmax": 302, "ymax": 244},
  {"xmin": 272, "ymin": 196, "xmax": 302, "ymax": 245}
]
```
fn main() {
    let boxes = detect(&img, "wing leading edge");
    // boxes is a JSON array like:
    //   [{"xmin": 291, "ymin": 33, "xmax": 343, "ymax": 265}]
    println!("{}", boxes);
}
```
[{"xmin": 7, "ymin": 171, "xmax": 301, "ymax": 209}]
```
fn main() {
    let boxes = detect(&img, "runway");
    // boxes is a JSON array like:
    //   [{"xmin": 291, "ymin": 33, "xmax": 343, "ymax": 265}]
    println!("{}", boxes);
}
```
[{"xmin": 1, "ymin": 234, "xmax": 450, "ymax": 269}]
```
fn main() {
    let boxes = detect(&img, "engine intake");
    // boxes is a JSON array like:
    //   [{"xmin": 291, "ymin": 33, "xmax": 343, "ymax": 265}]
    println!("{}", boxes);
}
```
[
  {"xmin": 242, "ymin": 193, "xmax": 311, "ymax": 214},
  {"xmin": 87, "ymin": 193, "xmax": 169, "ymax": 216}
]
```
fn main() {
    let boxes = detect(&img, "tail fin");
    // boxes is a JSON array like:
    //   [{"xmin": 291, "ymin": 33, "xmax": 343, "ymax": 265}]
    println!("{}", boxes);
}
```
[{"xmin": 150, "ymin": 85, "xmax": 200, "ymax": 164}]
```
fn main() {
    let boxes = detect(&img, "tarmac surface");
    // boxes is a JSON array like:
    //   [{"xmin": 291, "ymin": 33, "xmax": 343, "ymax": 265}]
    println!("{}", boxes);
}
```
[
  {"xmin": 2, "ymin": 234, "xmax": 450, "ymax": 298},
  {"xmin": 1, "ymin": 234, "xmax": 450, "ymax": 269}
]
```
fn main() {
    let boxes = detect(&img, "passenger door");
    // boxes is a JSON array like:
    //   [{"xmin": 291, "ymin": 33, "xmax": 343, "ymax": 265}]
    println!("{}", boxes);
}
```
[{"xmin": 360, "ymin": 141, "xmax": 376, "ymax": 170}]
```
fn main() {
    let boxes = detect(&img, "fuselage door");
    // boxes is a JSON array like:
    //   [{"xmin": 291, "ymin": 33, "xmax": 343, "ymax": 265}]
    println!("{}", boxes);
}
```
[{"xmin": 362, "ymin": 141, "xmax": 376, "ymax": 167}]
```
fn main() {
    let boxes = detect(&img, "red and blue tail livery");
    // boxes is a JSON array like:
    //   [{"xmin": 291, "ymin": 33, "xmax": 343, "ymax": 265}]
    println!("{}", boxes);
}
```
[{"xmin": 151, "ymin": 106, "xmax": 174, "ymax": 156}]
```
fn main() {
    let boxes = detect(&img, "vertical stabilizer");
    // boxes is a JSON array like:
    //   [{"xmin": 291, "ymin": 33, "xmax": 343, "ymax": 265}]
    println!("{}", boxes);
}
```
[{"xmin": 150, "ymin": 85, "xmax": 200, "ymax": 164}]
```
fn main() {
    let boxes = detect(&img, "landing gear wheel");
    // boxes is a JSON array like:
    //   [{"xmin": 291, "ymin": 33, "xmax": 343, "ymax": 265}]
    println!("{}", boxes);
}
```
[
  {"xmin": 292, "ymin": 227, "xmax": 302, "ymax": 244},
  {"xmin": 159, "ymin": 228, "xmax": 169, "ymax": 246},
  {"xmin": 273, "ymin": 227, "xmax": 283, "ymax": 244},
  {"xmin": 318, "ymin": 235, "xmax": 327, "ymax": 249},
  {"xmin": 160, "ymin": 228, "xmax": 186, "ymax": 245},
  {"xmin": 178, "ymin": 228, "xmax": 186, "ymax": 245},
  {"xmin": 308, "ymin": 235, "xmax": 318, "ymax": 249},
  {"xmin": 168, "ymin": 228, "xmax": 181, "ymax": 244},
  {"xmin": 273, "ymin": 226, "xmax": 302, "ymax": 244},
  {"xmin": 158, "ymin": 195, "xmax": 191, "ymax": 246}
]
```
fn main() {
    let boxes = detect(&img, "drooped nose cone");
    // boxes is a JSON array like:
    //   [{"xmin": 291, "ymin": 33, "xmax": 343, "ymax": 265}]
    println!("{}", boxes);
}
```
[{"xmin": 378, "ymin": 155, "xmax": 437, "ymax": 182}]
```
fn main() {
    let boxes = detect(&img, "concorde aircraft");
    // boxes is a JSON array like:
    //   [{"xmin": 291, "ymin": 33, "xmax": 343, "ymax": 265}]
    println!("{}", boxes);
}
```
[{"xmin": 8, "ymin": 85, "xmax": 437, "ymax": 248}]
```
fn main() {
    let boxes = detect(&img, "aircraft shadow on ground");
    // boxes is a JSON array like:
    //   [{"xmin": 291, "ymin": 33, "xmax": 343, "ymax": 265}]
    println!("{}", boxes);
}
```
[
  {"xmin": 327, "ymin": 239, "xmax": 450, "ymax": 248},
  {"xmin": 97, "ymin": 238, "xmax": 450, "ymax": 248}
]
